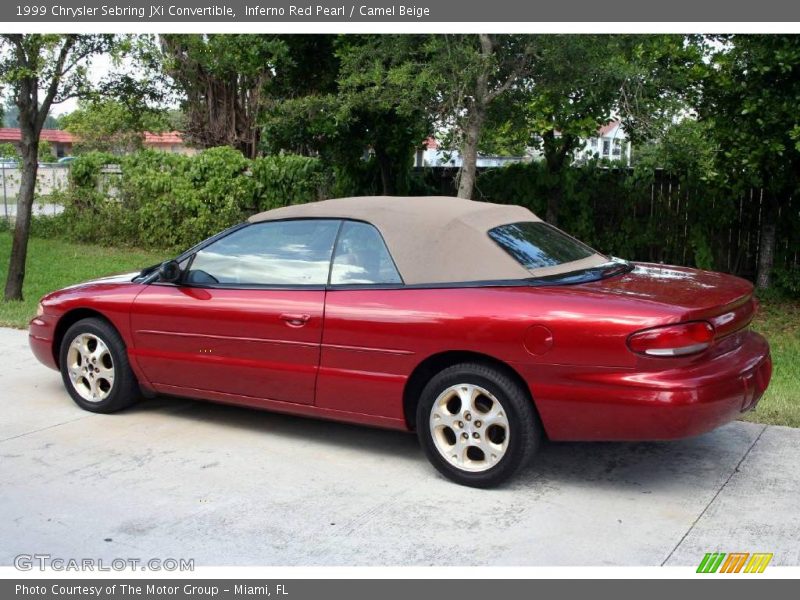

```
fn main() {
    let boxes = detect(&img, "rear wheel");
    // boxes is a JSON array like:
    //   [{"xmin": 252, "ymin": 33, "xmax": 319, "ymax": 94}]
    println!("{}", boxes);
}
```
[
  {"xmin": 416, "ymin": 362, "xmax": 541, "ymax": 488},
  {"xmin": 59, "ymin": 318, "xmax": 140, "ymax": 413}
]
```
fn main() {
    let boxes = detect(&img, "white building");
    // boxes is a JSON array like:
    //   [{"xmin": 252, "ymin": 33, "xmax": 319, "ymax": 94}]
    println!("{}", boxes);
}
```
[
  {"xmin": 414, "ymin": 139, "xmax": 526, "ymax": 169},
  {"xmin": 574, "ymin": 120, "xmax": 632, "ymax": 165},
  {"xmin": 415, "ymin": 120, "xmax": 632, "ymax": 169}
]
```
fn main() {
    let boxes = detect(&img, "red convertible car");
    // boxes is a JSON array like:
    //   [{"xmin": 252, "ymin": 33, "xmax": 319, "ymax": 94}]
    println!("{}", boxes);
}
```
[{"xmin": 29, "ymin": 196, "xmax": 772, "ymax": 487}]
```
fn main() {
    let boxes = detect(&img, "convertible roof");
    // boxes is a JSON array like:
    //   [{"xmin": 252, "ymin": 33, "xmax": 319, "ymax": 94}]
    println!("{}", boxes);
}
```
[{"xmin": 249, "ymin": 196, "xmax": 606, "ymax": 284}]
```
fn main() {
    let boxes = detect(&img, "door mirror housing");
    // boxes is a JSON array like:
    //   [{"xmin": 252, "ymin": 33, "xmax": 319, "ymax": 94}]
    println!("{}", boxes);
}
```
[{"xmin": 158, "ymin": 260, "xmax": 182, "ymax": 283}]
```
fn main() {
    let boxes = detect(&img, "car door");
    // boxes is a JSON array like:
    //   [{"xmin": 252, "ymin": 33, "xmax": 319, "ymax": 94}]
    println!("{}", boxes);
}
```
[
  {"xmin": 129, "ymin": 219, "xmax": 341, "ymax": 405},
  {"xmin": 314, "ymin": 220, "xmax": 413, "ymax": 421}
]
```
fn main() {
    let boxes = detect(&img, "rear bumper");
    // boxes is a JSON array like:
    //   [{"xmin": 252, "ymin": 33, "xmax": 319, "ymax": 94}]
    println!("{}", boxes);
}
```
[{"xmin": 520, "ymin": 330, "xmax": 772, "ymax": 441}]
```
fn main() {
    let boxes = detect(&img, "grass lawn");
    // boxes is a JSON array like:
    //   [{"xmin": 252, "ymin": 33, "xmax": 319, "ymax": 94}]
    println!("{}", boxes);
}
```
[
  {"xmin": 0, "ymin": 231, "xmax": 797, "ymax": 427},
  {"xmin": 0, "ymin": 231, "xmax": 166, "ymax": 328},
  {"xmin": 745, "ymin": 299, "xmax": 800, "ymax": 428}
]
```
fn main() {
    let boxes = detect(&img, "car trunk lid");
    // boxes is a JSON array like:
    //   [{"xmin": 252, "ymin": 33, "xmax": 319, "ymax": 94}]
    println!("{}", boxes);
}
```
[{"xmin": 583, "ymin": 262, "xmax": 756, "ymax": 338}]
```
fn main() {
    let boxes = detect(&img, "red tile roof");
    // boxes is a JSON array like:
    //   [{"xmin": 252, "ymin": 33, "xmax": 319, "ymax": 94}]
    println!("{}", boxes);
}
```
[
  {"xmin": 0, "ymin": 128, "xmax": 185, "ymax": 146},
  {"xmin": 144, "ymin": 131, "xmax": 183, "ymax": 144},
  {"xmin": 0, "ymin": 128, "xmax": 74, "ymax": 143},
  {"xmin": 597, "ymin": 120, "xmax": 621, "ymax": 137}
]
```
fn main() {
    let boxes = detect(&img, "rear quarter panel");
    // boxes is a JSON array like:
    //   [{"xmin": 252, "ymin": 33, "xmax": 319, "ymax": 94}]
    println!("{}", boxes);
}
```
[{"xmin": 316, "ymin": 286, "xmax": 679, "ymax": 422}]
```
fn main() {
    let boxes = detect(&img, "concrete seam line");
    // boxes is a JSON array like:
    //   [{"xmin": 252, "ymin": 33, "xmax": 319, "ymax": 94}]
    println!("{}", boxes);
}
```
[
  {"xmin": 660, "ymin": 423, "xmax": 768, "ymax": 566},
  {"xmin": 0, "ymin": 413, "xmax": 95, "ymax": 444}
]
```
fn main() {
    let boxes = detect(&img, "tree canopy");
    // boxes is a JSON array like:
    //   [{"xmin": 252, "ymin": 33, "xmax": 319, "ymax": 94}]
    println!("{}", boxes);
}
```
[
  {"xmin": 0, "ymin": 33, "xmax": 157, "ymax": 300},
  {"xmin": 62, "ymin": 99, "xmax": 169, "ymax": 154},
  {"xmin": 1, "ymin": 34, "xmax": 798, "ymax": 293},
  {"xmin": 699, "ymin": 35, "xmax": 800, "ymax": 288}
]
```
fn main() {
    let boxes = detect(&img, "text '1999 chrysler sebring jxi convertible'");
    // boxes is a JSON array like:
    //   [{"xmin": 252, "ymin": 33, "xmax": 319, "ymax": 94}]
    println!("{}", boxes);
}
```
[{"xmin": 29, "ymin": 196, "xmax": 772, "ymax": 487}]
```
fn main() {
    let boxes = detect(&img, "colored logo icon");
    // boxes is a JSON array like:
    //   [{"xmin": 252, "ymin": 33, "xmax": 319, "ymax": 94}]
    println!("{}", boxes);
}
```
[{"xmin": 697, "ymin": 552, "xmax": 773, "ymax": 573}]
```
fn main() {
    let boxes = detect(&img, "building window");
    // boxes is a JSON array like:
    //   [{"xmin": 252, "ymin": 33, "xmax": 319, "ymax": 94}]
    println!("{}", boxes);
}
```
[
  {"xmin": 602, "ymin": 140, "xmax": 610, "ymax": 157},
  {"xmin": 613, "ymin": 138, "xmax": 623, "ymax": 157}
]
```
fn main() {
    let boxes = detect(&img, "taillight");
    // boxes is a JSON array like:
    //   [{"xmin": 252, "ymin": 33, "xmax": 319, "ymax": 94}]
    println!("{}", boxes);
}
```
[{"xmin": 627, "ymin": 321, "xmax": 715, "ymax": 357}]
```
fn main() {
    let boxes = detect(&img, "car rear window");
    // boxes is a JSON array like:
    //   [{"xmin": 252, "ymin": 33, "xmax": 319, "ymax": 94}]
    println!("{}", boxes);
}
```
[{"xmin": 488, "ymin": 221, "xmax": 597, "ymax": 270}]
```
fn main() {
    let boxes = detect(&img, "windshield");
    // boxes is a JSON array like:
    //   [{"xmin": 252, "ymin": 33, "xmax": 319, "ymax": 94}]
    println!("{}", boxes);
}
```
[{"xmin": 488, "ymin": 221, "xmax": 601, "ymax": 270}]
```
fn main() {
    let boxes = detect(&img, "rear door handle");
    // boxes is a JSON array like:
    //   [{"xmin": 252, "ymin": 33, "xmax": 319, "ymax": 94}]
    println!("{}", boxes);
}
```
[{"xmin": 280, "ymin": 313, "xmax": 311, "ymax": 327}]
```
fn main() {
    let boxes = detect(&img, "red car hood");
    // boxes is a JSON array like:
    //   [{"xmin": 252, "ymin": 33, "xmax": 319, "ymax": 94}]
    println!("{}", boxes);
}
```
[
  {"xmin": 59, "ymin": 272, "xmax": 140, "ymax": 291},
  {"xmin": 41, "ymin": 272, "xmax": 142, "ymax": 308},
  {"xmin": 585, "ymin": 262, "xmax": 756, "ymax": 336}
]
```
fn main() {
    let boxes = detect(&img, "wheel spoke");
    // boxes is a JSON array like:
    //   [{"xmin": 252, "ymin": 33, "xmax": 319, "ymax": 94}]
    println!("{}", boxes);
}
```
[
  {"xmin": 89, "ymin": 340, "xmax": 107, "ymax": 362},
  {"xmin": 456, "ymin": 384, "xmax": 478, "ymax": 414},
  {"xmin": 430, "ymin": 405, "xmax": 456, "ymax": 428},
  {"xmin": 86, "ymin": 376, "xmax": 99, "ymax": 400},
  {"xmin": 97, "ymin": 364, "xmax": 115, "ymax": 382},
  {"xmin": 78, "ymin": 335, "xmax": 92, "ymax": 356},
  {"xmin": 481, "ymin": 412, "xmax": 507, "ymax": 430}
]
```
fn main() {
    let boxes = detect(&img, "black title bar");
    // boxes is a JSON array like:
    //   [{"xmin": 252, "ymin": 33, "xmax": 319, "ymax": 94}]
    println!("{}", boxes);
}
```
[{"xmin": 3, "ymin": 0, "xmax": 800, "ymax": 22}]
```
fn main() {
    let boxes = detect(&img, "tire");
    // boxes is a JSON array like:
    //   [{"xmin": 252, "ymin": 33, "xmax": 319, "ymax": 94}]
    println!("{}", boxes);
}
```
[
  {"xmin": 58, "ymin": 317, "xmax": 140, "ymax": 413},
  {"xmin": 416, "ymin": 362, "xmax": 541, "ymax": 488}
]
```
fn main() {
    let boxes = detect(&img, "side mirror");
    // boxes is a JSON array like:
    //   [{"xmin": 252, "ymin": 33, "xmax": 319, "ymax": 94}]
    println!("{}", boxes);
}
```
[{"xmin": 158, "ymin": 260, "xmax": 182, "ymax": 283}]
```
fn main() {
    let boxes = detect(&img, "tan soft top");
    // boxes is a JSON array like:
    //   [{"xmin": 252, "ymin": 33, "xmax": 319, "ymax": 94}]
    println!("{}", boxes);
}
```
[{"xmin": 249, "ymin": 196, "xmax": 606, "ymax": 284}]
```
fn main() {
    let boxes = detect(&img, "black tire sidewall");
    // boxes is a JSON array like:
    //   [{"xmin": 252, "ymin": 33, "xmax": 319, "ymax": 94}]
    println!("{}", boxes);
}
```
[
  {"xmin": 58, "ymin": 318, "xmax": 137, "ymax": 413},
  {"xmin": 416, "ymin": 364, "xmax": 539, "ymax": 488}
]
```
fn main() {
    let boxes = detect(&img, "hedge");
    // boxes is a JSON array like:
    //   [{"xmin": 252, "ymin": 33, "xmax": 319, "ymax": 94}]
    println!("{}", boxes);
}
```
[{"xmin": 39, "ymin": 147, "xmax": 329, "ymax": 250}]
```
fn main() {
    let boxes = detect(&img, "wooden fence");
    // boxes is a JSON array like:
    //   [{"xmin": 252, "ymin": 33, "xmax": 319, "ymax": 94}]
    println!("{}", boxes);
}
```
[
  {"xmin": 617, "ymin": 171, "xmax": 798, "ymax": 281},
  {"xmin": 423, "ymin": 166, "xmax": 798, "ymax": 281}
]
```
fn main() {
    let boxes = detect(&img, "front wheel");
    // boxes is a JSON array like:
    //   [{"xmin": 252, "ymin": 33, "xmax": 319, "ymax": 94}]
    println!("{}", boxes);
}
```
[
  {"xmin": 59, "ymin": 317, "xmax": 140, "ymax": 413},
  {"xmin": 416, "ymin": 363, "xmax": 541, "ymax": 488}
]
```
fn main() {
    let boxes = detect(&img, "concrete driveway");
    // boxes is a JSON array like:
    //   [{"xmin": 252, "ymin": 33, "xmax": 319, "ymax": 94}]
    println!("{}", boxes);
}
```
[{"xmin": 1, "ymin": 326, "xmax": 798, "ymax": 566}]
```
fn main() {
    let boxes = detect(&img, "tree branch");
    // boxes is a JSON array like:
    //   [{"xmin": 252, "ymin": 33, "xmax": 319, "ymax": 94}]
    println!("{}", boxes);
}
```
[
  {"xmin": 37, "ymin": 35, "xmax": 77, "ymax": 131},
  {"xmin": 485, "ymin": 39, "xmax": 537, "ymax": 103}
]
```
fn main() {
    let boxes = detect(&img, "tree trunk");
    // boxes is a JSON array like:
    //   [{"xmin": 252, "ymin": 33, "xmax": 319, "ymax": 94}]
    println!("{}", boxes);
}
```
[
  {"xmin": 545, "ymin": 183, "xmax": 562, "ymax": 227},
  {"xmin": 457, "ymin": 107, "xmax": 485, "ymax": 199},
  {"xmin": 542, "ymin": 131, "xmax": 574, "ymax": 227},
  {"xmin": 4, "ymin": 137, "xmax": 38, "ymax": 301},
  {"xmin": 756, "ymin": 194, "xmax": 777, "ymax": 290},
  {"xmin": 457, "ymin": 35, "xmax": 495, "ymax": 200},
  {"xmin": 374, "ymin": 145, "xmax": 395, "ymax": 196}
]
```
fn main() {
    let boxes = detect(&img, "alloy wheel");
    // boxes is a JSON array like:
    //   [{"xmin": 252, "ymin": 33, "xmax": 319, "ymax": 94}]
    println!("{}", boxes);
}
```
[
  {"xmin": 66, "ymin": 333, "xmax": 115, "ymax": 403},
  {"xmin": 429, "ymin": 383, "xmax": 510, "ymax": 472}
]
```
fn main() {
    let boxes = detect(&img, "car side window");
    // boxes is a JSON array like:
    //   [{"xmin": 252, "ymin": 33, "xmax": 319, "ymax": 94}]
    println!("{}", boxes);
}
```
[
  {"xmin": 186, "ymin": 220, "xmax": 340, "ymax": 286},
  {"xmin": 330, "ymin": 221, "xmax": 402, "ymax": 285}
]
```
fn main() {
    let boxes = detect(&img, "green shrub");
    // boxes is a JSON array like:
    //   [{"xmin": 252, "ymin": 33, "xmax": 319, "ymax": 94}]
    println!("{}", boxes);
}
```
[
  {"xmin": 252, "ymin": 153, "xmax": 329, "ymax": 210},
  {"xmin": 120, "ymin": 147, "xmax": 253, "ymax": 249},
  {"xmin": 773, "ymin": 266, "xmax": 800, "ymax": 297},
  {"xmin": 30, "ymin": 146, "xmax": 798, "ymax": 292},
  {"xmin": 30, "ymin": 213, "xmax": 67, "ymax": 239},
  {"xmin": 0, "ymin": 142, "xmax": 18, "ymax": 160},
  {"xmin": 68, "ymin": 151, "xmax": 116, "ymax": 189},
  {"xmin": 50, "ymin": 147, "xmax": 329, "ymax": 251}
]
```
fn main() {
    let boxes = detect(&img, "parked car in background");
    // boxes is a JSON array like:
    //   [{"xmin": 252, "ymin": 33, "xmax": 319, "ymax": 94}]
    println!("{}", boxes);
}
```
[
  {"xmin": 29, "ymin": 196, "xmax": 772, "ymax": 487},
  {"xmin": 57, "ymin": 156, "xmax": 76, "ymax": 165}
]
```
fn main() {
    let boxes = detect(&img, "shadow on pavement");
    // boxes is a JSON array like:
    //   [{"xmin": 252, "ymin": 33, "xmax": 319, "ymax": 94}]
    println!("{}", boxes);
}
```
[{"xmin": 120, "ymin": 393, "xmax": 753, "ymax": 491}]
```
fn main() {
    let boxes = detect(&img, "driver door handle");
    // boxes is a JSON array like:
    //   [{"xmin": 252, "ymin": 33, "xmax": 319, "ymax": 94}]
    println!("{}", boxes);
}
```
[{"xmin": 280, "ymin": 313, "xmax": 311, "ymax": 327}]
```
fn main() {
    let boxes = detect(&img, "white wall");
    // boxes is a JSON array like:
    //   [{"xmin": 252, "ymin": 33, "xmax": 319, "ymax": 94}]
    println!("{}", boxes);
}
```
[{"xmin": 0, "ymin": 165, "xmax": 70, "ymax": 217}]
